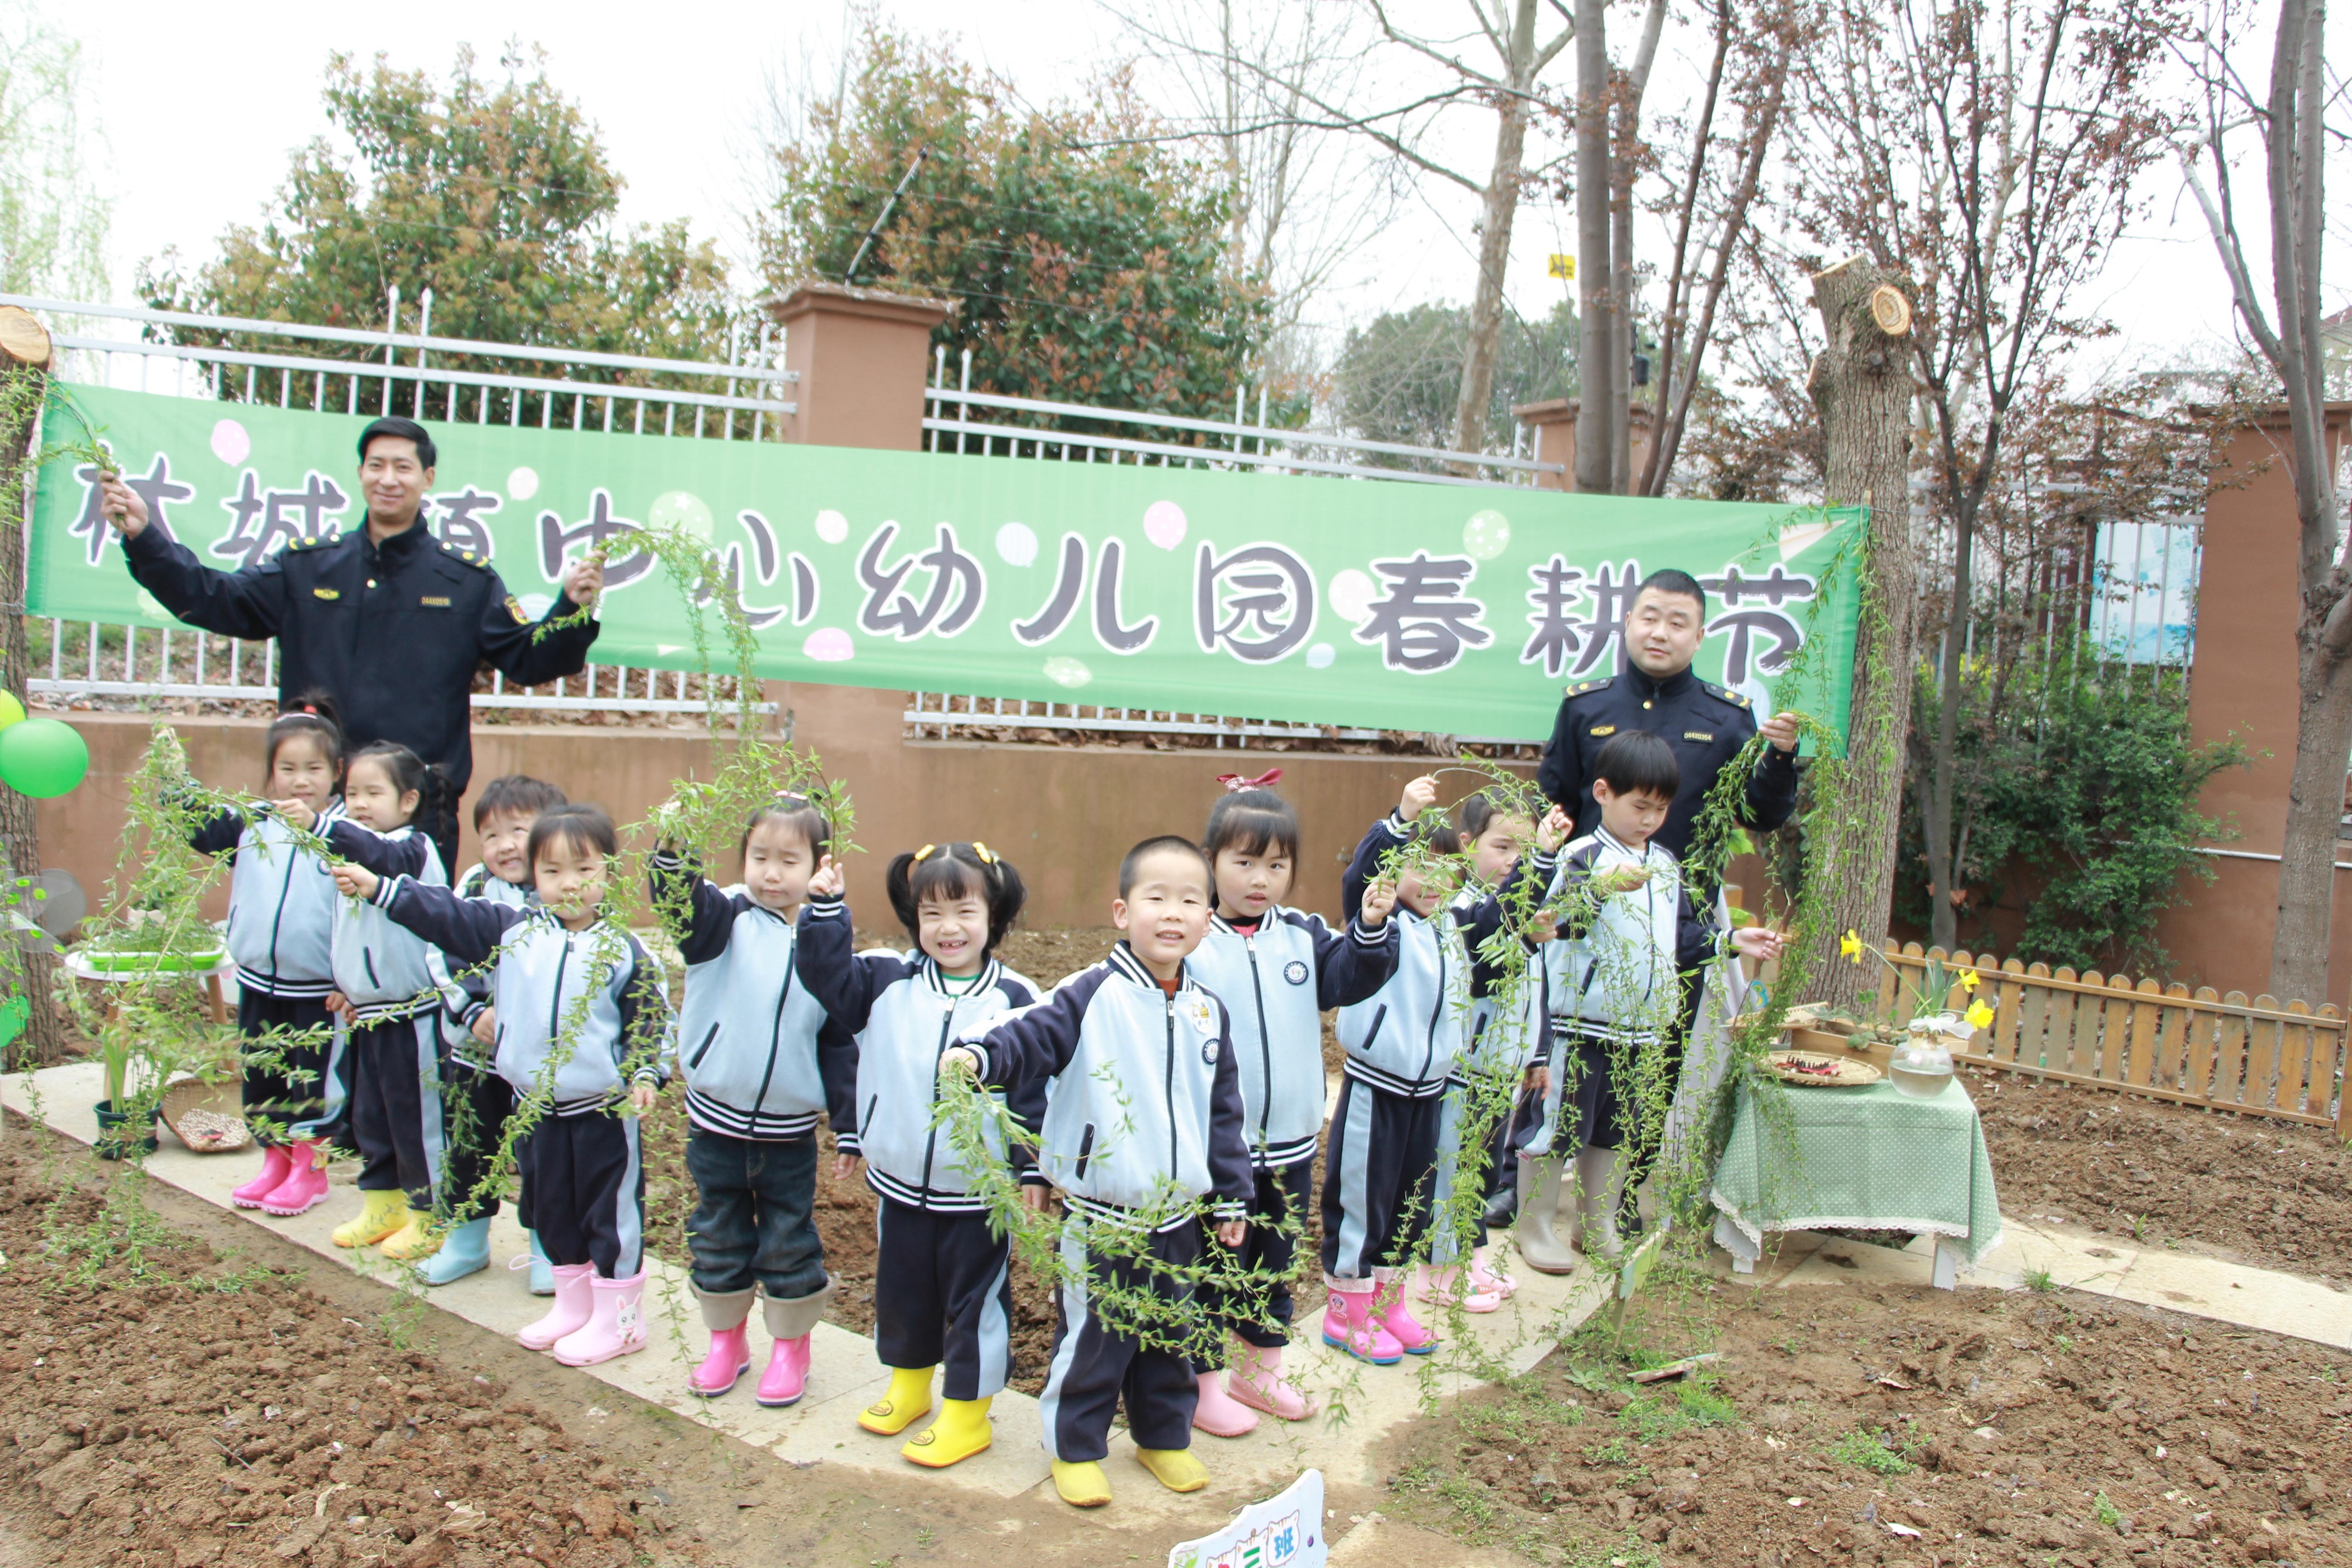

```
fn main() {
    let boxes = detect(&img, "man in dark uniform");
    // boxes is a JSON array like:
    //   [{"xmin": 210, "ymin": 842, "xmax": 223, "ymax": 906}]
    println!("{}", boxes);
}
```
[
  {"xmin": 96, "ymin": 416, "xmax": 603, "ymax": 869},
  {"xmin": 1537, "ymin": 567, "xmax": 1800, "ymax": 854}
]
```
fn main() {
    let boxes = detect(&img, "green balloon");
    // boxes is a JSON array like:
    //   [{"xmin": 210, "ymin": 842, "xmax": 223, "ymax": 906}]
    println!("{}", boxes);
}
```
[{"xmin": 0, "ymin": 718, "xmax": 88, "ymax": 799}]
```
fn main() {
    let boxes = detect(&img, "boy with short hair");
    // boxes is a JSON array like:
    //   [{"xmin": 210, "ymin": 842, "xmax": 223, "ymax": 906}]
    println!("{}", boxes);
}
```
[
  {"xmin": 948, "ymin": 836, "xmax": 1253, "ymax": 1510},
  {"xmin": 421, "ymin": 774, "xmax": 569, "ymax": 1288},
  {"xmin": 1531, "ymin": 732, "xmax": 1781, "ymax": 1262}
]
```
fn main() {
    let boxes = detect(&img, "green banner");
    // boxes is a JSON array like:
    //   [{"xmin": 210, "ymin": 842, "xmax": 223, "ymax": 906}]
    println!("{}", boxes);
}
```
[{"xmin": 28, "ymin": 384, "xmax": 1861, "ymax": 744}]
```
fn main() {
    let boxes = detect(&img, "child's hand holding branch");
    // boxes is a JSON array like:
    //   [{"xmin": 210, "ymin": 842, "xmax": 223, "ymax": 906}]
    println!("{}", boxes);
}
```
[
  {"xmin": 805, "ymin": 853, "xmax": 845, "ymax": 901},
  {"xmin": 331, "ymin": 862, "xmax": 380, "ymax": 902},
  {"xmin": 1359, "ymin": 877, "xmax": 1398, "ymax": 927},
  {"xmin": 940, "ymin": 1046, "xmax": 981, "ymax": 1078},
  {"xmin": 629, "ymin": 1081, "xmax": 658, "ymax": 1112},
  {"xmin": 1397, "ymin": 774, "xmax": 1440, "ymax": 823},
  {"xmin": 1215, "ymin": 1218, "xmax": 1246, "ymax": 1248},
  {"xmin": 1537, "ymin": 805, "xmax": 1573, "ymax": 853},
  {"xmin": 1593, "ymin": 864, "xmax": 1652, "ymax": 897},
  {"xmin": 1730, "ymin": 926, "xmax": 1786, "ymax": 963},
  {"xmin": 272, "ymin": 798, "xmax": 318, "ymax": 832}
]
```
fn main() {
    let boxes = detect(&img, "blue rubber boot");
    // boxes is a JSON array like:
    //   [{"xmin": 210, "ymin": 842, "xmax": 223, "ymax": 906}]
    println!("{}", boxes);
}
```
[
  {"xmin": 420, "ymin": 1217, "xmax": 491, "ymax": 1286},
  {"xmin": 526, "ymin": 1229, "xmax": 555, "ymax": 1295}
]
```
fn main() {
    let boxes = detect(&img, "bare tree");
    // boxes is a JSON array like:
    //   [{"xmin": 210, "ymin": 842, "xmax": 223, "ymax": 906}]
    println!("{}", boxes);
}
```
[{"xmin": 2175, "ymin": 0, "xmax": 2346, "ymax": 1004}]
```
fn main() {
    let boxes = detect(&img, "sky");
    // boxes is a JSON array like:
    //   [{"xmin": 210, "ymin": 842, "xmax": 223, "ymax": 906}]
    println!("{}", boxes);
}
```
[{"xmin": 41, "ymin": 0, "xmax": 2352, "ymax": 389}]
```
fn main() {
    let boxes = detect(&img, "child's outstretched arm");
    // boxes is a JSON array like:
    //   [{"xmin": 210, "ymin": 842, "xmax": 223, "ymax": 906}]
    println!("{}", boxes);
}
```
[
  {"xmin": 325, "ymin": 818, "xmax": 435, "ymax": 880},
  {"xmin": 185, "ymin": 801, "xmax": 245, "ymax": 857},
  {"xmin": 945, "ymin": 969, "xmax": 1103, "ymax": 1090},
  {"xmin": 793, "ymin": 857, "xmax": 886, "ymax": 1035},
  {"xmin": 1339, "ymin": 805, "xmax": 1414, "ymax": 923},
  {"xmin": 1294, "ymin": 905, "xmax": 1401, "ymax": 1011},
  {"xmin": 646, "ymin": 845, "xmax": 742, "ymax": 965},
  {"xmin": 331, "ymin": 865, "xmax": 523, "ymax": 967}
]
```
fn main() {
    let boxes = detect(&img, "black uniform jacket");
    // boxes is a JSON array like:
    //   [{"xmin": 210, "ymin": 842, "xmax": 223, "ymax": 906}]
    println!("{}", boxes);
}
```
[
  {"xmin": 123, "ymin": 517, "xmax": 598, "ymax": 793},
  {"xmin": 1535, "ymin": 665, "xmax": 1798, "ymax": 862}
]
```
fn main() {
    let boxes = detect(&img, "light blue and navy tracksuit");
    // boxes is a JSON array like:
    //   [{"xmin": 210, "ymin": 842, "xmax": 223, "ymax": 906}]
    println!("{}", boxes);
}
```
[
  {"xmin": 190, "ymin": 799, "xmax": 347, "ymax": 1145},
  {"xmin": 424, "ymin": 864, "xmax": 533, "ymax": 1221},
  {"xmin": 962, "ymin": 944, "xmax": 1252, "ymax": 1464},
  {"xmin": 652, "ymin": 854, "xmax": 857, "ymax": 1314},
  {"xmin": 1431, "ymin": 857, "xmax": 1555, "ymax": 1261},
  {"xmin": 370, "ymin": 874, "xmax": 671, "ymax": 1278},
  {"xmin": 1540, "ymin": 829, "xmax": 1721, "ymax": 1152},
  {"xmin": 794, "ymin": 896, "xmax": 1039, "ymax": 1401},
  {"xmin": 1189, "ymin": 905, "xmax": 1396, "ymax": 1355},
  {"xmin": 324, "ymin": 820, "xmax": 448, "ymax": 1207},
  {"xmin": 1320, "ymin": 813, "xmax": 1516, "ymax": 1284}
]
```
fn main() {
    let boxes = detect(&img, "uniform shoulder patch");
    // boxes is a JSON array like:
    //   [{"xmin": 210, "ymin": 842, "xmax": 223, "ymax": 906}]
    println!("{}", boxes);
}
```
[
  {"xmin": 1701, "ymin": 680, "xmax": 1751, "ymax": 708},
  {"xmin": 285, "ymin": 532, "xmax": 340, "ymax": 552},
  {"xmin": 504, "ymin": 595, "xmax": 531, "ymax": 626},
  {"xmin": 1563, "ymin": 677, "xmax": 1611, "ymax": 698},
  {"xmin": 440, "ymin": 542, "xmax": 492, "ymax": 569}
]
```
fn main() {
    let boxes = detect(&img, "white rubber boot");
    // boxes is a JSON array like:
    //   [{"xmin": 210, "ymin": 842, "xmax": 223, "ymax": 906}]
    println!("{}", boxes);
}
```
[
  {"xmin": 1577, "ymin": 1147, "xmax": 1628, "ymax": 1263},
  {"xmin": 1513, "ymin": 1154, "xmax": 1580, "ymax": 1274}
]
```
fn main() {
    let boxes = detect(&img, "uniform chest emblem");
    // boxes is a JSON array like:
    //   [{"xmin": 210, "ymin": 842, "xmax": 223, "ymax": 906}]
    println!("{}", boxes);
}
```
[
  {"xmin": 1588, "ymin": 724, "xmax": 1616, "ymax": 737},
  {"xmin": 312, "ymin": 587, "xmax": 340, "ymax": 601},
  {"xmin": 420, "ymin": 595, "xmax": 451, "ymax": 608},
  {"xmin": 1283, "ymin": 960, "xmax": 1310, "ymax": 986},
  {"xmin": 1684, "ymin": 730, "xmax": 1713, "ymax": 742},
  {"xmin": 1201, "ymin": 1038, "xmax": 1220, "ymax": 1065},
  {"xmin": 1185, "ymin": 994, "xmax": 1218, "ymax": 1037}
]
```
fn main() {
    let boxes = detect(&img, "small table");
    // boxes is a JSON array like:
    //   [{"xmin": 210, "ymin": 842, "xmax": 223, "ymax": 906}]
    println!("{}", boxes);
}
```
[
  {"xmin": 64, "ymin": 951, "xmax": 234, "ymax": 1026},
  {"xmin": 1709, "ymin": 1076, "xmax": 2002, "ymax": 1289}
]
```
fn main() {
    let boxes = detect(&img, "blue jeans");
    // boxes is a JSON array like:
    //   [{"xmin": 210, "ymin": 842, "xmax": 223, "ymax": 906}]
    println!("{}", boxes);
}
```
[{"xmin": 684, "ymin": 1126, "xmax": 825, "ymax": 1300}]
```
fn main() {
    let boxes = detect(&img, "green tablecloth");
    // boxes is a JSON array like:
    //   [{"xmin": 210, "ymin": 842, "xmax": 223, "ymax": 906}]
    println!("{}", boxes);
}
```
[{"xmin": 1709, "ymin": 1077, "xmax": 2004, "ymax": 1263}]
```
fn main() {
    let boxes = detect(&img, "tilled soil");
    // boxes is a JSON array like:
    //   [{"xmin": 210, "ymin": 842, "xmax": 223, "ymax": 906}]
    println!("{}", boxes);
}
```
[
  {"xmin": 0, "ymin": 1143, "xmax": 700, "ymax": 1568},
  {"xmin": 1383, "ymin": 1270, "xmax": 2352, "ymax": 1566},
  {"xmin": 1965, "ymin": 1065, "xmax": 2352, "ymax": 1284}
]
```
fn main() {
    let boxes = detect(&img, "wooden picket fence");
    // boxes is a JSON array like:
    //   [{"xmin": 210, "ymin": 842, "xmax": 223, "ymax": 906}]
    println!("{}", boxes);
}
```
[{"xmin": 1871, "ymin": 944, "xmax": 2351, "ymax": 1138}]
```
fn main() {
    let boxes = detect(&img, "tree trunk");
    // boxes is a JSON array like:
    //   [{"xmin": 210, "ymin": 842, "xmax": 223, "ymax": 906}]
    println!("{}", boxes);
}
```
[
  {"xmin": 1450, "ymin": 98, "xmax": 1529, "ymax": 457},
  {"xmin": 2270, "ymin": 642, "xmax": 2352, "ymax": 1004},
  {"xmin": 1573, "ymin": 0, "xmax": 1613, "ymax": 493},
  {"xmin": 1804, "ymin": 259, "xmax": 1919, "ymax": 1012},
  {"xmin": 0, "ymin": 314, "xmax": 64, "ymax": 1065},
  {"xmin": 1922, "ymin": 483, "xmax": 1976, "ymax": 953},
  {"xmin": 1607, "ymin": 117, "xmax": 1635, "ymax": 492}
]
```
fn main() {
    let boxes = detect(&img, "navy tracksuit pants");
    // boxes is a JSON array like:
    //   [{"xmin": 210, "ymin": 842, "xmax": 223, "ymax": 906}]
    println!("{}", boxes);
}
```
[
  {"xmin": 1197, "ymin": 1159, "xmax": 1313, "ymax": 1361},
  {"xmin": 347, "ymin": 1014, "xmax": 442, "ymax": 1208},
  {"xmin": 236, "ymin": 990, "xmax": 339, "ymax": 1146},
  {"xmin": 437, "ymin": 1055, "xmax": 513, "ymax": 1221},
  {"xmin": 1039, "ymin": 1215, "xmax": 1201, "ymax": 1463},
  {"xmin": 1319, "ymin": 1073, "xmax": 1443, "ymax": 1281},
  {"xmin": 520, "ymin": 1110, "xmax": 644, "ymax": 1279},
  {"xmin": 874, "ymin": 1196, "xmax": 1014, "ymax": 1401}
]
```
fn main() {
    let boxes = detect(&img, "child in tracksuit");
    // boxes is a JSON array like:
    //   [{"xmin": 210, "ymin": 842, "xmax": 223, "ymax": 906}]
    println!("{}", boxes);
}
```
[
  {"xmin": 197, "ymin": 701, "xmax": 348, "ymax": 1220},
  {"xmin": 416, "ymin": 774, "xmax": 568, "ymax": 1290},
  {"xmin": 1538, "ymin": 733, "xmax": 1780, "ymax": 1259},
  {"xmin": 313, "ymin": 742, "xmax": 450, "ymax": 1262},
  {"xmin": 334, "ymin": 804, "xmax": 673, "ymax": 1367},
  {"xmin": 1185, "ymin": 780, "xmax": 1396, "ymax": 1435},
  {"xmin": 951, "ymin": 835, "xmax": 1254, "ymax": 1511},
  {"xmin": 794, "ymin": 842, "xmax": 1041, "ymax": 1469},
  {"xmin": 1322, "ymin": 776, "xmax": 1540, "ymax": 1364},
  {"xmin": 649, "ymin": 794, "xmax": 856, "ymax": 1410}
]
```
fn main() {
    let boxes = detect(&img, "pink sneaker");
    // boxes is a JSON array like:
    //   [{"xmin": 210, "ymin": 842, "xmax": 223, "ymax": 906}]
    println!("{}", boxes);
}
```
[
  {"xmin": 756, "ymin": 1334, "xmax": 812, "ymax": 1407},
  {"xmin": 1470, "ymin": 1246, "xmax": 1517, "ymax": 1299},
  {"xmin": 519, "ymin": 1263, "xmax": 595, "ymax": 1352},
  {"xmin": 1228, "ymin": 1341, "xmax": 1314, "ymax": 1421},
  {"xmin": 1191, "ymin": 1368, "xmax": 1261, "ymax": 1436},
  {"xmin": 553, "ymin": 1270, "xmax": 648, "ymax": 1367},
  {"xmin": 1420, "ymin": 1263, "xmax": 1503, "ymax": 1314},
  {"xmin": 232, "ymin": 1145, "xmax": 294, "ymax": 1209},
  {"xmin": 1372, "ymin": 1273, "xmax": 1437, "ymax": 1354},
  {"xmin": 691, "ymin": 1324, "xmax": 752, "ymax": 1397},
  {"xmin": 259, "ymin": 1141, "xmax": 331, "ymax": 1216},
  {"xmin": 1320, "ymin": 1288, "xmax": 1403, "ymax": 1365}
]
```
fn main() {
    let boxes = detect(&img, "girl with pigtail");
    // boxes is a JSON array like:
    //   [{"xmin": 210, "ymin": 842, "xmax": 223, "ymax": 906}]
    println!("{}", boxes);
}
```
[
  {"xmin": 793, "ymin": 841, "xmax": 1040, "ymax": 1469},
  {"xmin": 647, "ymin": 793, "xmax": 857, "ymax": 1410},
  {"xmin": 1182, "ymin": 772, "xmax": 1398, "ymax": 1435}
]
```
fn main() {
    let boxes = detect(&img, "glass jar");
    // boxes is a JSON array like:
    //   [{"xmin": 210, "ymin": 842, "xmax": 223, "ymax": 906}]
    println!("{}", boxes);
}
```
[{"xmin": 1889, "ymin": 1015, "xmax": 1961, "ymax": 1098}]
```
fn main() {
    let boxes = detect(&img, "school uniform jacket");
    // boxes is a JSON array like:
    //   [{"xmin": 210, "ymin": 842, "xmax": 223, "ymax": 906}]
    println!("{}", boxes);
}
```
[
  {"xmin": 961, "ymin": 943, "xmax": 1253, "ymax": 1232},
  {"xmin": 1449, "ymin": 855, "xmax": 1558, "ymax": 1085},
  {"xmin": 793, "ymin": 894, "xmax": 1043, "ymax": 1212},
  {"xmin": 429, "ymin": 864, "xmax": 534, "ymax": 1071},
  {"xmin": 189, "ymin": 798, "xmax": 346, "ymax": 1000},
  {"xmin": 650, "ymin": 852, "xmax": 858, "ymax": 1142},
  {"xmin": 369, "ymin": 876, "xmax": 671, "ymax": 1116},
  {"xmin": 1543, "ymin": 828, "xmax": 1723, "ymax": 1044},
  {"xmin": 321, "ymin": 819, "xmax": 447, "ymax": 1022},
  {"xmin": 1191, "ymin": 907, "xmax": 1398, "ymax": 1170}
]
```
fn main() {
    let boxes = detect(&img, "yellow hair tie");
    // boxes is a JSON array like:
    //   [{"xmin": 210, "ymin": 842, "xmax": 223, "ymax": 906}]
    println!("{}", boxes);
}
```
[
  {"xmin": 971, "ymin": 841, "xmax": 996, "ymax": 864},
  {"xmin": 913, "ymin": 843, "xmax": 936, "ymax": 862}
]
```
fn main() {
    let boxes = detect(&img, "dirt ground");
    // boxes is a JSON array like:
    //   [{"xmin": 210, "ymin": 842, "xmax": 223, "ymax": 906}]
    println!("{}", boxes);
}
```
[
  {"xmin": 1964, "ymin": 1065, "xmax": 2352, "ymax": 1285},
  {"xmin": 1382, "ymin": 1265, "xmax": 2352, "ymax": 1566}
]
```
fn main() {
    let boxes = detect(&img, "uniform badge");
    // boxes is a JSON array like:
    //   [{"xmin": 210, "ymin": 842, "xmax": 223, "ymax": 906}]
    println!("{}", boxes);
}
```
[
  {"xmin": 1186, "ymin": 994, "xmax": 1218, "ymax": 1036},
  {"xmin": 1589, "ymin": 724, "xmax": 1616, "ymax": 737},
  {"xmin": 420, "ymin": 595, "xmax": 451, "ymax": 608},
  {"xmin": 1684, "ymin": 730, "xmax": 1713, "ymax": 742},
  {"xmin": 505, "ymin": 595, "xmax": 530, "ymax": 625},
  {"xmin": 1283, "ymin": 960, "xmax": 1310, "ymax": 985},
  {"xmin": 1201, "ymin": 1038, "xmax": 1220, "ymax": 1065},
  {"xmin": 311, "ymin": 587, "xmax": 340, "ymax": 601}
]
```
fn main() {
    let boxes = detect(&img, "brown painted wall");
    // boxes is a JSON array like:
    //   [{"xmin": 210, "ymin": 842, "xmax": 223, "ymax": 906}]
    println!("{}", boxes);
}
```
[{"xmin": 34, "ymin": 697, "xmax": 1529, "ymax": 932}]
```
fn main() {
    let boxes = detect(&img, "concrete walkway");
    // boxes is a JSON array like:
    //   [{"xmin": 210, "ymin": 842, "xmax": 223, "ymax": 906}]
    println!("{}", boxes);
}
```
[{"xmin": 1, "ymin": 1061, "xmax": 1611, "ymax": 1533}]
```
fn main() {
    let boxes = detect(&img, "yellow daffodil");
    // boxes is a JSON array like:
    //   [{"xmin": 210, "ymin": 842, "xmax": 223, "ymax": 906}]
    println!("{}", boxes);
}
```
[
  {"xmin": 1957, "ymin": 968, "xmax": 1980, "ymax": 991},
  {"xmin": 1839, "ymin": 929, "xmax": 1863, "ymax": 962},
  {"xmin": 1965, "ymin": 999, "xmax": 1995, "ymax": 1030}
]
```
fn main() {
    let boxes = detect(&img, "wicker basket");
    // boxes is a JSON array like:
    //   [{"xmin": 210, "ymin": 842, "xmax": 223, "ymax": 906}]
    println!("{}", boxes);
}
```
[
  {"xmin": 1766, "ymin": 1050, "xmax": 1882, "ymax": 1088},
  {"xmin": 158, "ymin": 1077, "xmax": 250, "ymax": 1153}
]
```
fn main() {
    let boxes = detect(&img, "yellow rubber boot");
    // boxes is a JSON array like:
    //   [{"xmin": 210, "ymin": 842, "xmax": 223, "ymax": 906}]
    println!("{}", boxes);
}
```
[
  {"xmin": 1134, "ymin": 1446, "xmax": 1210, "ymax": 1494},
  {"xmin": 902, "ymin": 1396, "xmax": 993, "ymax": 1467},
  {"xmin": 1051, "ymin": 1460, "xmax": 1112, "ymax": 1508},
  {"xmin": 331, "ymin": 1189, "xmax": 407, "ymax": 1249},
  {"xmin": 858, "ymin": 1365, "xmax": 935, "ymax": 1436},
  {"xmin": 377, "ymin": 1209, "xmax": 444, "ymax": 1261}
]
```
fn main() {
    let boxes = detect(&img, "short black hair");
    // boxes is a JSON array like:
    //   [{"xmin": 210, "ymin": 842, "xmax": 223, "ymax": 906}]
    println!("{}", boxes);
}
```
[
  {"xmin": 266, "ymin": 689, "xmax": 344, "ymax": 778},
  {"xmin": 1632, "ymin": 568, "xmax": 1706, "ymax": 615},
  {"xmin": 1118, "ymin": 835, "xmax": 1213, "ymax": 899},
  {"xmin": 887, "ymin": 842, "xmax": 1028, "ymax": 953},
  {"xmin": 741, "ymin": 793, "xmax": 829, "ymax": 860},
  {"xmin": 1454, "ymin": 787, "xmax": 1532, "ymax": 843},
  {"xmin": 346, "ymin": 740, "xmax": 451, "ymax": 823},
  {"xmin": 473, "ymin": 774, "xmax": 568, "ymax": 829},
  {"xmin": 1202, "ymin": 787, "xmax": 1299, "ymax": 864},
  {"xmin": 358, "ymin": 416, "xmax": 437, "ymax": 470},
  {"xmin": 1593, "ymin": 730, "xmax": 1681, "ymax": 800},
  {"xmin": 526, "ymin": 803, "xmax": 618, "ymax": 866}
]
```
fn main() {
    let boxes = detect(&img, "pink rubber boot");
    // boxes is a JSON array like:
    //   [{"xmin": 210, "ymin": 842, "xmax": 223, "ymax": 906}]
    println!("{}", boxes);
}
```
[
  {"xmin": 1420, "ymin": 1262, "xmax": 1503, "ymax": 1314},
  {"xmin": 1371, "ymin": 1268, "xmax": 1437, "ymax": 1355},
  {"xmin": 232, "ymin": 1145, "xmax": 294, "ymax": 1209},
  {"xmin": 691, "ymin": 1286, "xmax": 755, "ymax": 1397},
  {"xmin": 1228, "ymin": 1341, "xmax": 1314, "ymax": 1421},
  {"xmin": 518, "ymin": 1263, "xmax": 595, "ymax": 1352},
  {"xmin": 1191, "ymin": 1363, "xmax": 1261, "ymax": 1436},
  {"xmin": 553, "ymin": 1270, "xmax": 648, "ymax": 1367},
  {"xmin": 1470, "ymin": 1245, "xmax": 1517, "ymax": 1299},
  {"xmin": 1320, "ymin": 1284, "xmax": 1403, "ymax": 1365},
  {"xmin": 755, "ymin": 1278, "xmax": 833, "ymax": 1407},
  {"xmin": 259, "ymin": 1141, "xmax": 331, "ymax": 1216}
]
